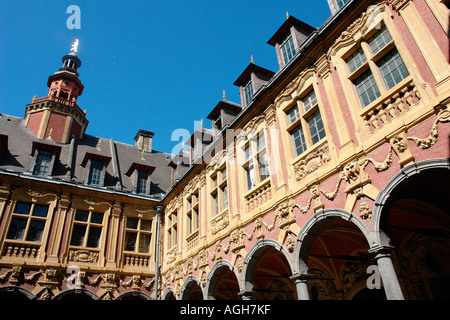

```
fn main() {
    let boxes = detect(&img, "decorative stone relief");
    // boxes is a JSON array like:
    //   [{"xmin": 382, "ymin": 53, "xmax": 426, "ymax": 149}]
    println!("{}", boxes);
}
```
[{"xmin": 293, "ymin": 142, "xmax": 330, "ymax": 181}]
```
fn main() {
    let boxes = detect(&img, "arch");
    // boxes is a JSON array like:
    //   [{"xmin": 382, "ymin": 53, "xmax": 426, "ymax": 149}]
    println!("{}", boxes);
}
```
[
  {"xmin": 242, "ymin": 239, "xmax": 296, "ymax": 299},
  {"xmin": 53, "ymin": 288, "xmax": 99, "ymax": 300},
  {"xmin": 180, "ymin": 275, "xmax": 204, "ymax": 300},
  {"xmin": 205, "ymin": 260, "xmax": 242, "ymax": 300},
  {"xmin": 115, "ymin": 290, "xmax": 153, "ymax": 300},
  {"xmin": 162, "ymin": 287, "xmax": 177, "ymax": 300},
  {"xmin": 0, "ymin": 286, "xmax": 36, "ymax": 300},
  {"xmin": 371, "ymin": 158, "xmax": 450, "ymax": 248},
  {"xmin": 293, "ymin": 208, "xmax": 372, "ymax": 275}
]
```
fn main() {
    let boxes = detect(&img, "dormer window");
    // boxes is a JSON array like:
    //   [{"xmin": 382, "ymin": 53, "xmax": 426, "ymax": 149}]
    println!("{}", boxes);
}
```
[
  {"xmin": 136, "ymin": 170, "xmax": 148, "ymax": 194},
  {"xmin": 33, "ymin": 150, "xmax": 53, "ymax": 177},
  {"xmin": 280, "ymin": 35, "xmax": 296, "ymax": 65},
  {"xmin": 31, "ymin": 142, "xmax": 61, "ymax": 178},
  {"xmin": 243, "ymin": 80, "xmax": 254, "ymax": 107},
  {"xmin": 125, "ymin": 163, "xmax": 155, "ymax": 195},
  {"xmin": 81, "ymin": 153, "xmax": 111, "ymax": 187}
]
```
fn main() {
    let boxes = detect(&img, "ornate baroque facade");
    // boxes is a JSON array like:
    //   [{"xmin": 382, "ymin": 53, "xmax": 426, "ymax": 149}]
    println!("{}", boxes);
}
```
[{"xmin": 0, "ymin": 0, "xmax": 449, "ymax": 300}]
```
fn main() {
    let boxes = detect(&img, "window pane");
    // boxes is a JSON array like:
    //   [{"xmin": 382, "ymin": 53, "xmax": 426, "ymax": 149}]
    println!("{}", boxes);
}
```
[
  {"xmin": 307, "ymin": 111, "xmax": 326, "ymax": 145},
  {"xmin": 243, "ymin": 80, "xmax": 253, "ymax": 106},
  {"xmin": 33, "ymin": 204, "xmax": 49, "ymax": 217},
  {"xmin": 26, "ymin": 220, "xmax": 46, "ymax": 242},
  {"xmin": 86, "ymin": 226, "xmax": 102, "ymax": 248},
  {"xmin": 7, "ymin": 218, "xmax": 27, "ymax": 240},
  {"xmin": 70, "ymin": 224, "xmax": 87, "ymax": 246},
  {"xmin": 221, "ymin": 168, "xmax": 227, "ymax": 181},
  {"xmin": 291, "ymin": 125, "xmax": 307, "ymax": 157},
  {"xmin": 222, "ymin": 185, "xmax": 228, "ymax": 209},
  {"xmin": 337, "ymin": 0, "xmax": 350, "ymax": 9},
  {"xmin": 75, "ymin": 210, "xmax": 89, "ymax": 222},
  {"xmin": 88, "ymin": 160, "xmax": 103, "ymax": 185},
  {"xmin": 287, "ymin": 107, "xmax": 300, "ymax": 125},
  {"xmin": 90, "ymin": 212, "xmax": 104, "ymax": 224},
  {"xmin": 33, "ymin": 150, "xmax": 53, "ymax": 177},
  {"xmin": 15, "ymin": 202, "xmax": 31, "ymax": 215},
  {"xmin": 256, "ymin": 131, "xmax": 266, "ymax": 152},
  {"xmin": 346, "ymin": 47, "xmax": 367, "ymax": 73},
  {"xmin": 377, "ymin": 48, "xmax": 409, "ymax": 90},
  {"xmin": 141, "ymin": 219, "xmax": 152, "ymax": 231},
  {"xmin": 139, "ymin": 234, "xmax": 151, "ymax": 253},
  {"xmin": 281, "ymin": 35, "xmax": 296, "ymax": 65},
  {"xmin": 302, "ymin": 91, "xmax": 318, "ymax": 112},
  {"xmin": 245, "ymin": 163, "xmax": 255, "ymax": 190},
  {"xmin": 137, "ymin": 170, "xmax": 148, "ymax": 194},
  {"xmin": 354, "ymin": 70, "xmax": 381, "ymax": 107},
  {"xmin": 125, "ymin": 232, "xmax": 137, "ymax": 251},
  {"xmin": 213, "ymin": 194, "xmax": 218, "ymax": 215},
  {"xmin": 368, "ymin": 26, "xmax": 392, "ymax": 55},
  {"xmin": 244, "ymin": 145, "xmax": 252, "ymax": 162},
  {"xmin": 258, "ymin": 152, "xmax": 270, "ymax": 181},
  {"xmin": 127, "ymin": 217, "xmax": 139, "ymax": 229}
]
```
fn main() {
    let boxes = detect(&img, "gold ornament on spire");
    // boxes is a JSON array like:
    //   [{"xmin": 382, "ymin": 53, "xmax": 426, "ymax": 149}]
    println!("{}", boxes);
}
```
[
  {"xmin": 223, "ymin": 90, "xmax": 226, "ymax": 101},
  {"xmin": 71, "ymin": 39, "xmax": 79, "ymax": 53},
  {"xmin": 251, "ymin": 55, "xmax": 254, "ymax": 64},
  {"xmin": 286, "ymin": 11, "xmax": 289, "ymax": 19}
]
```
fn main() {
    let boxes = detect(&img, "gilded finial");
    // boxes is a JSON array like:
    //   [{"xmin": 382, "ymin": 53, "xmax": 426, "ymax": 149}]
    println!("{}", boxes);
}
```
[
  {"xmin": 286, "ymin": 11, "xmax": 289, "ymax": 19},
  {"xmin": 96, "ymin": 138, "xmax": 101, "ymax": 150},
  {"xmin": 71, "ymin": 39, "xmax": 79, "ymax": 53},
  {"xmin": 201, "ymin": 118, "xmax": 204, "ymax": 129},
  {"xmin": 223, "ymin": 90, "xmax": 226, "ymax": 101},
  {"xmin": 47, "ymin": 128, "xmax": 53, "ymax": 139},
  {"xmin": 141, "ymin": 148, "xmax": 145, "ymax": 160},
  {"xmin": 251, "ymin": 55, "xmax": 254, "ymax": 64}
]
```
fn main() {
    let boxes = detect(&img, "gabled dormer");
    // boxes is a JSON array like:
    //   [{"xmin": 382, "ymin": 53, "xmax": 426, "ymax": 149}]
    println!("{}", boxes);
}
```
[
  {"xmin": 233, "ymin": 59, "xmax": 275, "ymax": 108},
  {"xmin": 267, "ymin": 15, "xmax": 316, "ymax": 70},
  {"xmin": 207, "ymin": 94, "xmax": 242, "ymax": 139}
]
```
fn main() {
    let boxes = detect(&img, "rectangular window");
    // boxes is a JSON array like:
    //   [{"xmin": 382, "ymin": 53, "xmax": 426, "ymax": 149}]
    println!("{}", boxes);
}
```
[
  {"xmin": 33, "ymin": 150, "xmax": 53, "ymax": 177},
  {"xmin": 7, "ymin": 202, "xmax": 49, "ymax": 242},
  {"xmin": 124, "ymin": 216, "xmax": 152, "ymax": 254},
  {"xmin": 337, "ymin": 0, "xmax": 350, "ymax": 9},
  {"xmin": 136, "ymin": 170, "xmax": 148, "ymax": 194},
  {"xmin": 354, "ymin": 70, "xmax": 381, "ymax": 107},
  {"xmin": 368, "ymin": 26, "xmax": 392, "ymax": 55},
  {"xmin": 281, "ymin": 35, "xmax": 296, "ymax": 65},
  {"xmin": 287, "ymin": 106, "xmax": 300, "ymax": 125},
  {"xmin": 242, "ymin": 130, "xmax": 270, "ymax": 191},
  {"xmin": 245, "ymin": 162, "xmax": 255, "ymax": 190},
  {"xmin": 291, "ymin": 125, "xmax": 307, "ymax": 157},
  {"xmin": 258, "ymin": 152, "xmax": 270, "ymax": 181},
  {"xmin": 307, "ymin": 110, "xmax": 326, "ymax": 145},
  {"xmin": 302, "ymin": 90, "xmax": 318, "ymax": 112},
  {"xmin": 186, "ymin": 193, "xmax": 199, "ymax": 235},
  {"xmin": 377, "ymin": 48, "xmax": 410, "ymax": 90},
  {"xmin": 70, "ymin": 209, "xmax": 104, "ymax": 248},
  {"xmin": 243, "ymin": 80, "xmax": 253, "ymax": 107},
  {"xmin": 222, "ymin": 185, "xmax": 228, "ymax": 209},
  {"xmin": 88, "ymin": 160, "xmax": 104, "ymax": 186},
  {"xmin": 168, "ymin": 212, "xmax": 178, "ymax": 248},
  {"xmin": 346, "ymin": 47, "xmax": 367, "ymax": 73}
]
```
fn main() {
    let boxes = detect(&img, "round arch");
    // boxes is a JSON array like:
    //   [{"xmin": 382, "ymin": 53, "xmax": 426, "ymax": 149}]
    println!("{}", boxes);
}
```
[
  {"xmin": 205, "ymin": 260, "xmax": 242, "ymax": 300},
  {"xmin": 53, "ymin": 288, "xmax": 99, "ymax": 300},
  {"xmin": 371, "ymin": 158, "xmax": 450, "ymax": 247},
  {"xmin": 242, "ymin": 239, "xmax": 296, "ymax": 299},
  {"xmin": 115, "ymin": 290, "xmax": 153, "ymax": 300},
  {"xmin": 0, "ymin": 286, "xmax": 36, "ymax": 300},
  {"xmin": 293, "ymin": 208, "xmax": 372, "ymax": 275},
  {"xmin": 162, "ymin": 287, "xmax": 177, "ymax": 300},
  {"xmin": 180, "ymin": 276, "xmax": 204, "ymax": 300}
]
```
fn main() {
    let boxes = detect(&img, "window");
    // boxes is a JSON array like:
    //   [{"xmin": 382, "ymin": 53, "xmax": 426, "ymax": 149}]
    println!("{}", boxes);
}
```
[
  {"xmin": 210, "ymin": 166, "xmax": 228, "ymax": 216},
  {"xmin": 167, "ymin": 211, "xmax": 178, "ymax": 248},
  {"xmin": 243, "ymin": 80, "xmax": 253, "ymax": 107},
  {"xmin": 281, "ymin": 35, "xmax": 296, "ymax": 65},
  {"xmin": 7, "ymin": 202, "xmax": 49, "ymax": 242},
  {"xmin": 242, "ymin": 130, "xmax": 270, "ymax": 191},
  {"xmin": 136, "ymin": 170, "xmax": 148, "ymax": 194},
  {"xmin": 285, "ymin": 89, "xmax": 326, "ymax": 157},
  {"xmin": 346, "ymin": 25, "xmax": 409, "ymax": 108},
  {"xmin": 88, "ymin": 159, "xmax": 104, "ymax": 186},
  {"xmin": 70, "ymin": 209, "xmax": 104, "ymax": 248},
  {"xmin": 124, "ymin": 217, "xmax": 152, "ymax": 253},
  {"xmin": 33, "ymin": 150, "xmax": 53, "ymax": 177},
  {"xmin": 337, "ymin": 0, "xmax": 350, "ymax": 9},
  {"xmin": 186, "ymin": 193, "xmax": 199, "ymax": 234}
]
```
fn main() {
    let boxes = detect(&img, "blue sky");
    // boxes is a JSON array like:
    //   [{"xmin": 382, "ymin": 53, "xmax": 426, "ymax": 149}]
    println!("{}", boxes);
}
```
[{"xmin": 0, "ymin": 0, "xmax": 331, "ymax": 154}]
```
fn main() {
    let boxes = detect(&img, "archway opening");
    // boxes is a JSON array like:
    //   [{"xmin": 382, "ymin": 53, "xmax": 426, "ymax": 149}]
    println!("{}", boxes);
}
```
[
  {"xmin": 53, "ymin": 289, "xmax": 97, "ymax": 300},
  {"xmin": 250, "ymin": 246, "xmax": 296, "ymax": 300},
  {"xmin": 305, "ymin": 217, "xmax": 383, "ymax": 300},
  {"xmin": 183, "ymin": 280, "xmax": 204, "ymax": 300},
  {"xmin": 380, "ymin": 168, "xmax": 450, "ymax": 300},
  {"xmin": 210, "ymin": 266, "xmax": 240, "ymax": 300}
]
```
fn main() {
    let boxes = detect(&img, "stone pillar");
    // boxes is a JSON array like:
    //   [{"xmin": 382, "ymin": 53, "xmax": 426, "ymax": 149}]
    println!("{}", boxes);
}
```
[
  {"xmin": 369, "ymin": 246, "xmax": 404, "ymax": 300},
  {"xmin": 106, "ymin": 203, "xmax": 122, "ymax": 268},
  {"xmin": 291, "ymin": 274, "xmax": 310, "ymax": 300},
  {"xmin": 239, "ymin": 291, "xmax": 253, "ymax": 300}
]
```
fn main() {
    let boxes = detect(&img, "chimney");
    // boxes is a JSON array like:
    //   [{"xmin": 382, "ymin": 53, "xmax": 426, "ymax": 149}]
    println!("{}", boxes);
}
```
[{"xmin": 134, "ymin": 129, "xmax": 154, "ymax": 153}]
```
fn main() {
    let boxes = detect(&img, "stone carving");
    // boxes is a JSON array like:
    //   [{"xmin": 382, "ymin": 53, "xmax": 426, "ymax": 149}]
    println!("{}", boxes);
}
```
[
  {"xmin": 293, "ymin": 142, "xmax": 330, "ymax": 181},
  {"xmin": 69, "ymin": 249, "xmax": 99, "ymax": 263},
  {"xmin": 407, "ymin": 106, "xmax": 450, "ymax": 149}
]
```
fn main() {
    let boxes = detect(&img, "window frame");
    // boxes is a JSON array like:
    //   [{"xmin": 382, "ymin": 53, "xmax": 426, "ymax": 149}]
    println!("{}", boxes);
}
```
[
  {"xmin": 6, "ymin": 201, "xmax": 50, "ymax": 243},
  {"xmin": 69, "ymin": 208, "xmax": 105, "ymax": 249},
  {"xmin": 167, "ymin": 211, "xmax": 178, "ymax": 250},
  {"xmin": 123, "ymin": 215, "xmax": 153, "ymax": 254}
]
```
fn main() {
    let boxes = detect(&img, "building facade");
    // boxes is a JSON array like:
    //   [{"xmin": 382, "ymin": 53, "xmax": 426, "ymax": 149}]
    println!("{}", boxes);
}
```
[{"xmin": 0, "ymin": 0, "xmax": 449, "ymax": 300}]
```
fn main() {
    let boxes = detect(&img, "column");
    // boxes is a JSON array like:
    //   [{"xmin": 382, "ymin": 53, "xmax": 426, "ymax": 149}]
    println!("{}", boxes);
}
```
[
  {"xmin": 239, "ymin": 290, "xmax": 253, "ymax": 300},
  {"xmin": 106, "ymin": 203, "xmax": 122, "ymax": 268},
  {"xmin": 369, "ymin": 246, "xmax": 404, "ymax": 300},
  {"xmin": 291, "ymin": 274, "xmax": 310, "ymax": 300},
  {"xmin": 47, "ymin": 194, "xmax": 71, "ymax": 263}
]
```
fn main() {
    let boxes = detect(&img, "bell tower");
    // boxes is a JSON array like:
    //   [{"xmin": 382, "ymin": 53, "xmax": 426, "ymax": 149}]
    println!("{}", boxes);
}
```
[{"xmin": 25, "ymin": 39, "xmax": 88, "ymax": 143}]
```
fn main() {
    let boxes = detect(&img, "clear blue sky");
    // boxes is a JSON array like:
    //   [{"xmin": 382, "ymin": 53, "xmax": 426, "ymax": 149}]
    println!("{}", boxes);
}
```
[{"xmin": 0, "ymin": 0, "xmax": 331, "ymax": 154}]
